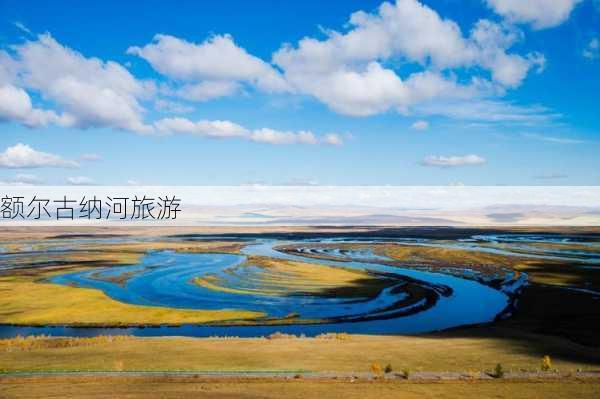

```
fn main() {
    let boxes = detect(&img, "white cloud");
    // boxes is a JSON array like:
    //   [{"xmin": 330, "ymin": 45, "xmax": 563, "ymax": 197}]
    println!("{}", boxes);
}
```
[
  {"xmin": 415, "ymin": 100, "xmax": 559, "ymax": 124},
  {"xmin": 411, "ymin": 120, "xmax": 429, "ymax": 130},
  {"xmin": 272, "ymin": 0, "xmax": 544, "ymax": 117},
  {"xmin": 0, "ymin": 51, "xmax": 18, "ymax": 85},
  {"xmin": 248, "ymin": 128, "xmax": 343, "ymax": 145},
  {"xmin": 154, "ymin": 117, "xmax": 248, "ymax": 138},
  {"xmin": 486, "ymin": 0, "xmax": 581, "ymax": 29},
  {"xmin": 154, "ymin": 117, "xmax": 343, "ymax": 145},
  {"xmin": 0, "ymin": 2, "xmax": 555, "ymax": 135},
  {"xmin": 12, "ymin": 34, "xmax": 153, "ymax": 133},
  {"xmin": 126, "ymin": 179, "xmax": 141, "ymax": 186},
  {"xmin": 176, "ymin": 81, "xmax": 240, "ymax": 101},
  {"xmin": 0, "ymin": 173, "xmax": 43, "ymax": 185},
  {"xmin": 153, "ymin": 99, "xmax": 194, "ymax": 114},
  {"xmin": 583, "ymin": 38, "xmax": 599, "ymax": 60},
  {"xmin": 322, "ymin": 133, "xmax": 344, "ymax": 146},
  {"xmin": 0, "ymin": 84, "xmax": 72, "ymax": 128},
  {"xmin": 128, "ymin": 34, "xmax": 290, "ymax": 97},
  {"xmin": 66, "ymin": 176, "xmax": 94, "ymax": 185},
  {"xmin": 470, "ymin": 20, "xmax": 546, "ymax": 88},
  {"xmin": 13, "ymin": 173, "xmax": 42, "ymax": 185},
  {"xmin": 421, "ymin": 154, "xmax": 486, "ymax": 167},
  {"xmin": 250, "ymin": 128, "xmax": 318, "ymax": 145},
  {"xmin": 14, "ymin": 173, "xmax": 41, "ymax": 184},
  {"xmin": 0, "ymin": 143, "xmax": 79, "ymax": 169}
]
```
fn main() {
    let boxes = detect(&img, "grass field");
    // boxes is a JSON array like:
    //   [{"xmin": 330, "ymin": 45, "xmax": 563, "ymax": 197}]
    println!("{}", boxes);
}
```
[
  {"xmin": 1, "ymin": 332, "xmax": 599, "ymax": 373},
  {"xmin": 1, "ymin": 375, "xmax": 599, "ymax": 399}
]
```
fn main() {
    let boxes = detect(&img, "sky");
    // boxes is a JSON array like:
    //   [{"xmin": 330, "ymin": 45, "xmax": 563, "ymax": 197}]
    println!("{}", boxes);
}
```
[{"xmin": 0, "ymin": 0, "xmax": 599, "ymax": 186}]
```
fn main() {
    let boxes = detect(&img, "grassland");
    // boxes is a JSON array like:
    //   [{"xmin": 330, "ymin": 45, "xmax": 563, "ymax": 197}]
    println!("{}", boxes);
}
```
[
  {"xmin": 2, "ymin": 332, "xmax": 600, "ymax": 398},
  {"xmin": 2, "ymin": 332, "xmax": 599, "ymax": 373},
  {"xmin": 1, "ymin": 376, "xmax": 599, "ymax": 399}
]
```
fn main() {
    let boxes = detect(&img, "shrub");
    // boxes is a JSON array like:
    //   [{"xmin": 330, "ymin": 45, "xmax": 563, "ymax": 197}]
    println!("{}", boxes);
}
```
[
  {"xmin": 384, "ymin": 363, "xmax": 393, "ymax": 374},
  {"xmin": 371, "ymin": 362, "xmax": 383, "ymax": 376},
  {"xmin": 401, "ymin": 368, "xmax": 411, "ymax": 379},
  {"xmin": 267, "ymin": 332, "xmax": 296, "ymax": 340},
  {"xmin": 336, "ymin": 332, "xmax": 349, "ymax": 340},
  {"xmin": 315, "ymin": 332, "xmax": 349, "ymax": 340},
  {"xmin": 492, "ymin": 363, "xmax": 504, "ymax": 378},
  {"xmin": 541, "ymin": 355, "xmax": 552, "ymax": 372}
]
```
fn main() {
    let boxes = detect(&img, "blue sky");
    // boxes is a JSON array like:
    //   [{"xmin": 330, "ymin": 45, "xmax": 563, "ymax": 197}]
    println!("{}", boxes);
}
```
[{"xmin": 0, "ymin": 0, "xmax": 599, "ymax": 185}]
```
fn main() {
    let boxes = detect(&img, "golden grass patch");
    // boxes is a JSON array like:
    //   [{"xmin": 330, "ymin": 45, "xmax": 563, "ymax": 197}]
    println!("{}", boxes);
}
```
[
  {"xmin": 194, "ymin": 256, "xmax": 391, "ymax": 298},
  {"xmin": 0, "ymin": 274, "xmax": 263, "ymax": 326}
]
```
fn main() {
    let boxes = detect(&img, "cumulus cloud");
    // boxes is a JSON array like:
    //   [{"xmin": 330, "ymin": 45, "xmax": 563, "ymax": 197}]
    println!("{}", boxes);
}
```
[
  {"xmin": 154, "ymin": 117, "xmax": 342, "ymax": 145},
  {"xmin": 176, "ymin": 81, "xmax": 240, "ymax": 101},
  {"xmin": 421, "ymin": 154, "xmax": 486, "ymax": 167},
  {"xmin": 0, "ymin": 84, "xmax": 73, "ymax": 128},
  {"xmin": 128, "ymin": 34, "xmax": 290, "ymax": 99},
  {"xmin": 485, "ymin": 0, "xmax": 581, "ymax": 29},
  {"xmin": 411, "ymin": 120, "xmax": 429, "ymax": 130},
  {"xmin": 0, "ymin": 1, "xmax": 556, "ymax": 135},
  {"xmin": 153, "ymin": 99, "xmax": 194, "ymax": 114},
  {"xmin": 470, "ymin": 20, "xmax": 545, "ymax": 88},
  {"xmin": 272, "ymin": 0, "xmax": 545, "ymax": 117},
  {"xmin": 66, "ymin": 176, "xmax": 94, "ymax": 185},
  {"xmin": 9, "ymin": 34, "xmax": 153, "ymax": 133},
  {"xmin": 0, "ymin": 143, "xmax": 79, "ymax": 168},
  {"xmin": 0, "ymin": 51, "xmax": 18, "ymax": 85}
]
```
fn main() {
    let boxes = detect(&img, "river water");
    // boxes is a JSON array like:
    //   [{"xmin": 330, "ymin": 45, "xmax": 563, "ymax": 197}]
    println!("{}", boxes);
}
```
[{"xmin": 0, "ymin": 236, "xmax": 534, "ymax": 338}]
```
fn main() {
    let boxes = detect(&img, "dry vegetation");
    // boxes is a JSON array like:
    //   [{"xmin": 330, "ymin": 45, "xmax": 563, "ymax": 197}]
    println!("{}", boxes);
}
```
[
  {"xmin": 194, "ymin": 255, "xmax": 393, "ymax": 298},
  {"xmin": 1, "ymin": 376, "xmax": 599, "ymax": 399},
  {"xmin": 1, "ymin": 332, "xmax": 599, "ymax": 373}
]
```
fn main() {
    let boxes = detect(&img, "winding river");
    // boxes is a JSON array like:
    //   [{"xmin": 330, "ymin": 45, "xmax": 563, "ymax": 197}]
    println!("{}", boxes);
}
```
[{"xmin": 0, "ymin": 237, "xmax": 525, "ymax": 338}]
